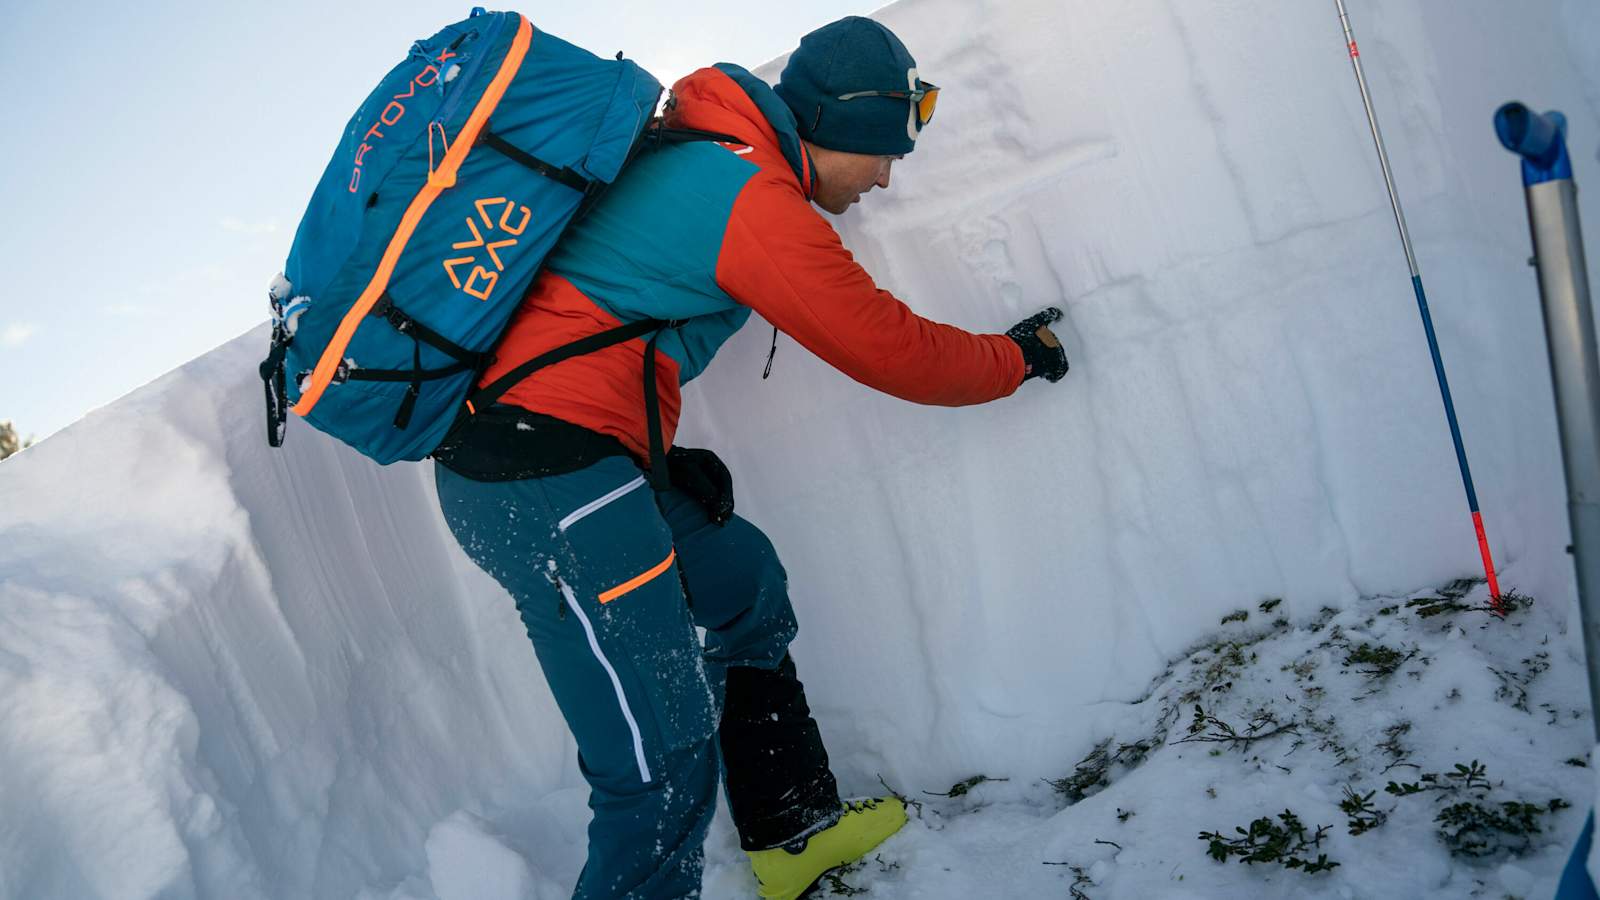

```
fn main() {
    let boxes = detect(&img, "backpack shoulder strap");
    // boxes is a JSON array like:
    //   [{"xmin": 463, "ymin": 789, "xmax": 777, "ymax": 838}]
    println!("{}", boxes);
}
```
[{"xmin": 647, "ymin": 126, "xmax": 743, "ymax": 146}]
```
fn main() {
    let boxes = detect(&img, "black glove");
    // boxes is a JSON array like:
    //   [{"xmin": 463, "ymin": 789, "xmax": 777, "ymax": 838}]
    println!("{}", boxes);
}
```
[
  {"xmin": 1007, "ymin": 307, "xmax": 1069, "ymax": 383},
  {"xmin": 666, "ymin": 446, "xmax": 735, "ymax": 526}
]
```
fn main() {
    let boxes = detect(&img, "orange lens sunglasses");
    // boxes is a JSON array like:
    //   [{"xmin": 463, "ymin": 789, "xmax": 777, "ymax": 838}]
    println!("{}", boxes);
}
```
[{"xmin": 837, "ymin": 81, "xmax": 940, "ymax": 130}]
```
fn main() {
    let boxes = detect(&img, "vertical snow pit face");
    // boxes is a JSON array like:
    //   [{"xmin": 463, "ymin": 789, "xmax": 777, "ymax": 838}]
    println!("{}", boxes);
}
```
[
  {"xmin": 676, "ymin": 0, "xmax": 1600, "ymax": 791},
  {"xmin": 1563, "ymin": 0, "xmax": 1600, "ymax": 126},
  {"xmin": 0, "ymin": 332, "xmax": 582, "ymax": 899},
  {"xmin": 0, "ymin": 365, "xmax": 271, "ymax": 898},
  {"xmin": 201, "ymin": 334, "xmax": 585, "ymax": 898},
  {"xmin": 0, "ymin": 587, "xmax": 193, "ymax": 900}
]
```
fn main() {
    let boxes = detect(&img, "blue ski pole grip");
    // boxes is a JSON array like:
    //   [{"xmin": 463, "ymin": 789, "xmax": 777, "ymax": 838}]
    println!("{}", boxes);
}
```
[{"xmin": 1494, "ymin": 103, "xmax": 1573, "ymax": 186}]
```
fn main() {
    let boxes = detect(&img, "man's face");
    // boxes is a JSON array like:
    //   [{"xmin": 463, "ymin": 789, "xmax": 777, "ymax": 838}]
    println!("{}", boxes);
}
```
[{"xmin": 812, "ymin": 151, "xmax": 899, "ymax": 215}]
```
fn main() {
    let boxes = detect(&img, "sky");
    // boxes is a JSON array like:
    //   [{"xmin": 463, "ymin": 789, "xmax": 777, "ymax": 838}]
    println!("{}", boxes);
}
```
[{"xmin": 0, "ymin": 0, "xmax": 877, "ymax": 442}]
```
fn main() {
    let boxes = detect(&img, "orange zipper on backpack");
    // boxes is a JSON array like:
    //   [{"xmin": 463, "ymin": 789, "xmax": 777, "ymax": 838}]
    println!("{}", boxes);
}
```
[{"xmin": 291, "ymin": 14, "xmax": 533, "ymax": 419}]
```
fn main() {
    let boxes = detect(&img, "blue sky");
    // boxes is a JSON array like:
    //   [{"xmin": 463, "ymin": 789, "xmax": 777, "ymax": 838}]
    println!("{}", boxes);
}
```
[{"xmin": 0, "ymin": 0, "xmax": 873, "ymax": 441}]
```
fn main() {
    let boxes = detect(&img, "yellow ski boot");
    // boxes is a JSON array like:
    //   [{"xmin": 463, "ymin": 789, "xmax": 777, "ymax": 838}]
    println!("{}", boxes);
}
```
[{"xmin": 747, "ymin": 797, "xmax": 908, "ymax": 900}]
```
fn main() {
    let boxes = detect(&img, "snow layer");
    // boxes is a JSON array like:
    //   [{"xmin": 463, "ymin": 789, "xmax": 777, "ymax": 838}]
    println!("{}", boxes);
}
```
[{"xmin": 2, "ymin": 0, "xmax": 1598, "ymax": 897}]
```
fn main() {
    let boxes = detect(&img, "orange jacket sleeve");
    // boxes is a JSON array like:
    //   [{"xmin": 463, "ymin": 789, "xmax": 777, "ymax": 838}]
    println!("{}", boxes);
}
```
[{"xmin": 714, "ymin": 171, "xmax": 1026, "ymax": 406}]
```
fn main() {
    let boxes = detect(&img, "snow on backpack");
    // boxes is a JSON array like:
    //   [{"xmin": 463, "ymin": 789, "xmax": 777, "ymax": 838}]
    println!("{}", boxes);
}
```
[{"xmin": 260, "ymin": 8, "xmax": 726, "ymax": 464}]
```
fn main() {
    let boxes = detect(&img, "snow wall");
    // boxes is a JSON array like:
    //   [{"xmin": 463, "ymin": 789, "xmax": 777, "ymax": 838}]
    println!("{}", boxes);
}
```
[{"xmin": 2, "ymin": 0, "xmax": 1598, "ymax": 896}]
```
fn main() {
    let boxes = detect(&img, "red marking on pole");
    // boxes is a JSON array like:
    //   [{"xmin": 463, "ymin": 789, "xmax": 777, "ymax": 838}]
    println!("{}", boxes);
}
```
[
  {"xmin": 1348, "ymin": 40, "xmax": 1360, "ymax": 59},
  {"xmin": 1471, "ymin": 510, "xmax": 1505, "ymax": 614}
]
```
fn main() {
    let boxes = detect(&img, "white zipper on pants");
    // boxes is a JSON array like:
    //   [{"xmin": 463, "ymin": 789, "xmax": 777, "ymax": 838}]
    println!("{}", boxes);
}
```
[
  {"xmin": 559, "ymin": 475, "xmax": 647, "ymax": 532},
  {"xmin": 559, "ymin": 576, "xmax": 652, "ymax": 784}
]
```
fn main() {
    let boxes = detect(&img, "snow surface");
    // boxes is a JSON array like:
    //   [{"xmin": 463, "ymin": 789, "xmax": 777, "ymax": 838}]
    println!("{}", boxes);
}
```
[{"xmin": 3, "ymin": 0, "xmax": 1600, "ymax": 897}]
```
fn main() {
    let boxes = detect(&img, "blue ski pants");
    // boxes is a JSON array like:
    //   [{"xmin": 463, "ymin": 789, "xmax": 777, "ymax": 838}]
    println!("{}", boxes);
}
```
[{"xmin": 435, "ymin": 455, "xmax": 839, "ymax": 898}]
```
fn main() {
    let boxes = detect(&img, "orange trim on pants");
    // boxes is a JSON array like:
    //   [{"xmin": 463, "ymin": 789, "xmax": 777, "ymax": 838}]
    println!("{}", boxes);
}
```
[{"xmin": 598, "ymin": 550, "xmax": 677, "ymax": 604}]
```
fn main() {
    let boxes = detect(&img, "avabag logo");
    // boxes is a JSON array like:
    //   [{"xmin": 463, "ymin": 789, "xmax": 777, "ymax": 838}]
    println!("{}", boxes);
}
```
[{"xmin": 443, "ymin": 197, "xmax": 531, "ymax": 301}]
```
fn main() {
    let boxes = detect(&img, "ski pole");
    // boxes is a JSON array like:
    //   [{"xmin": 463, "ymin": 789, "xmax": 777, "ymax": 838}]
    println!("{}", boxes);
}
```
[{"xmin": 1332, "ymin": 0, "xmax": 1504, "ymax": 613}]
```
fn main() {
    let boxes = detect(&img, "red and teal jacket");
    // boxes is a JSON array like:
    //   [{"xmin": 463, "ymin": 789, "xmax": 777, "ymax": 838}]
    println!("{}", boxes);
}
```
[{"xmin": 480, "ymin": 63, "xmax": 1027, "ymax": 462}]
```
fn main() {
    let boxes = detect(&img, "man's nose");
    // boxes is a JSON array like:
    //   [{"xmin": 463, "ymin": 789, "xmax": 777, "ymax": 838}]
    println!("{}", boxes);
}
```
[{"xmin": 876, "ymin": 163, "xmax": 893, "ymax": 189}]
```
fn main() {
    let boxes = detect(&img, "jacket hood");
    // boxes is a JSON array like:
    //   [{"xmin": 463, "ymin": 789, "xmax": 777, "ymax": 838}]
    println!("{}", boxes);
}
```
[{"xmin": 664, "ymin": 64, "xmax": 815, "ymax": 199}]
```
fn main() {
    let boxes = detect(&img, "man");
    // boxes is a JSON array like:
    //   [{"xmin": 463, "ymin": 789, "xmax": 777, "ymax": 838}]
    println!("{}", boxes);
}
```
[{"xmin": 432, "ymin": 15, "xmax": 1069, "ymax": 900}]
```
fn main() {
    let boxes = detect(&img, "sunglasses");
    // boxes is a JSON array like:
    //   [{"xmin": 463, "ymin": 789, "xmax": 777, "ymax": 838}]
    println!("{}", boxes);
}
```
[{"xmin": 837, "ymin": 80, "xmax": 940, "ymax": 130}]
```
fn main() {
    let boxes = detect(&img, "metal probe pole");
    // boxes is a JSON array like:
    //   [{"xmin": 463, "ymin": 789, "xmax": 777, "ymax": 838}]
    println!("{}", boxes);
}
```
[
  {"xmin": 1334, "ymin": 0, "xmax": 1504, "ymax": 612},
  {"xmin": 1495, "ymin": 103, "xmax": 1600, "ymax": 739}
]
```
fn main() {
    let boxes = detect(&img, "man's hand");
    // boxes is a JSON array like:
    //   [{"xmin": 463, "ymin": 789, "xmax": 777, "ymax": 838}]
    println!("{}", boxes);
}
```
[
  {"xmin": 666, "ymin": 447, "xmax": 735, "ymax": 526},
  {"xmin": 1007, "ymin": 307, "xmax": 1069, "ymax": 383}
]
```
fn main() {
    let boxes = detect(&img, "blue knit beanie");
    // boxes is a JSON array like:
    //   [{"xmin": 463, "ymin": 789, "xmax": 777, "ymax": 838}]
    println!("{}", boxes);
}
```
[{"xmin": 774, "ymin": 17, "xmax": 924, "ymax": 157}]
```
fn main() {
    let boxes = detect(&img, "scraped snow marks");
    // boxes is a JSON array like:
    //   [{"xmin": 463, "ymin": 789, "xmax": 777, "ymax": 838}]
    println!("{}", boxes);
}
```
[
  {"xmin": 867, "ymin": 138, "xmax": 1120, "ymax": 231},
  {"xmin": 425, "ymin": 812, "xmax": 554, "ymax": 900}
]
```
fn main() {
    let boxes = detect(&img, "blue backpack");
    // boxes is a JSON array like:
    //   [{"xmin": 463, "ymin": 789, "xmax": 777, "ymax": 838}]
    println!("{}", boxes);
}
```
[{"xmin": 261, "ymin": 9, "xmax": 727, "ymax": 464}]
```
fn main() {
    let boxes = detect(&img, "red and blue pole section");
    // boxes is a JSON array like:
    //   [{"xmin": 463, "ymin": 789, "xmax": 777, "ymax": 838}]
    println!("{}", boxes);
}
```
[
  {"xmin": 1334, "ymin": 0, "xmax": 1504, "ymax": 613},
  {"xmin": 1413, "ymin": 274, "xmax": 1504, "ymax": 610}
]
